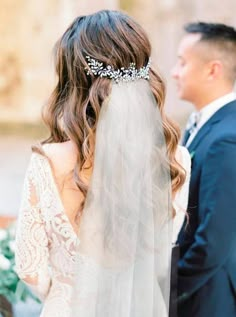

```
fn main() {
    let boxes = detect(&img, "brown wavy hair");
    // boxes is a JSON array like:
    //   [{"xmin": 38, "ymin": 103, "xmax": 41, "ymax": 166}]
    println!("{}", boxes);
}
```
[{"xmin": 41, "ymin": 10, "xmax": 185, "ymax": 214}]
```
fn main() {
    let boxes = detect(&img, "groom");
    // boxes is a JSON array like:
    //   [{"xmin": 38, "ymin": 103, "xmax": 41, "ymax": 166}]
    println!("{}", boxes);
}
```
[{"xmin": 172, "ymin": 22, "xmax": 236, "ymax": 317}]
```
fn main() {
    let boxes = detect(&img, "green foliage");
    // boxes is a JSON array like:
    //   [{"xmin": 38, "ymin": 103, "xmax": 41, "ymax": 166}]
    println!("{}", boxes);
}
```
[{"xmin": 0, "ymin": 224, "xmax": 40, "ymax": 304}]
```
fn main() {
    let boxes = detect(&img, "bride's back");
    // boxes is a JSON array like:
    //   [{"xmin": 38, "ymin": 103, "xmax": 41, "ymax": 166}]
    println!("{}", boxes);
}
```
[{"xmin": 42, "ymin": 140, "xmax": 91, "ymax": 231}]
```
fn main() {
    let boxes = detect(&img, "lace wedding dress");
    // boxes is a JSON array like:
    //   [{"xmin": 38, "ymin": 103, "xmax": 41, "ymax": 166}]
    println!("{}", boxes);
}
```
[{"xmin": 15, "ymin": 145, "xmax": 190, "ymax": 317}]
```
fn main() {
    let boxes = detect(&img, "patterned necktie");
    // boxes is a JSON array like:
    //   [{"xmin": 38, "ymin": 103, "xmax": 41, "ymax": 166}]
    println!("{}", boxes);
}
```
[{"xmin": 182, "ymin": 112, "xmax": 201, "ymax": 146}]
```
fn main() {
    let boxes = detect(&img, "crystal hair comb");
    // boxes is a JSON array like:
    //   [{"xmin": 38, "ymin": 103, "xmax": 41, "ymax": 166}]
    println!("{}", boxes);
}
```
[{"xmin": 85, "ymin": 55, "xmax": 151, "ymax": 83}]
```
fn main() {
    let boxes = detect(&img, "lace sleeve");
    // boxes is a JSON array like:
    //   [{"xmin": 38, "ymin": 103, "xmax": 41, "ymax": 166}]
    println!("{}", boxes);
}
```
[
  {"xmin": 172, "ymin": 146, "xmax": 191, "ymax": 243},
  {"xmin": 15, "ymin": 153, "xmax": 51, "ymax": 301}
]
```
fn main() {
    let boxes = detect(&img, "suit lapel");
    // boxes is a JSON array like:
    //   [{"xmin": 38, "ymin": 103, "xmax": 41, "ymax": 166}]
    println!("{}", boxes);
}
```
[
  {"xmin": 182, "ymin": 129, "xmax": 191, "ymax": 146},
  {"xmin": 187, "ymin": 123, "xmax": 212, "ymax": 152},
  {"xmin": 187, "ymin": 100, "xmax": 236, "ymax": 153},
  {"xmin": 178, "ymin": 100, "xmax": 236, "ymax": 245}
]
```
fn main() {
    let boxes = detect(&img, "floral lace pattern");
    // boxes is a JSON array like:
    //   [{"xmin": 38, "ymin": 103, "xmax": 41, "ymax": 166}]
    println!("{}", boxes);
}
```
[
  {"xmin": 15, "ymin": 147, "xmax": 190, "ymax": 316},
  {"xmin": 15, "ymin": 153, "xmax": 78, "ymax": 316}
]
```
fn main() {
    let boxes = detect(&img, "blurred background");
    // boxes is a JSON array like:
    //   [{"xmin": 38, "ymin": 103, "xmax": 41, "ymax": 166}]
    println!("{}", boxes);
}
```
[
  {"xmin": 0, "ymin": 1, "xmax": 235, "ymax": 315},
  {"xmin": 0, "ymin": 0, "xmax": 235, "ymax": 219}
]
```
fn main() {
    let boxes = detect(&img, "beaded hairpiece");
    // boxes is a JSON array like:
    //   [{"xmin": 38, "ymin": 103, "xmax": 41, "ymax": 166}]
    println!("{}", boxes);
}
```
[{"xmin": 85, "ymin": 55, "xmax": 151, "ymax": 83}]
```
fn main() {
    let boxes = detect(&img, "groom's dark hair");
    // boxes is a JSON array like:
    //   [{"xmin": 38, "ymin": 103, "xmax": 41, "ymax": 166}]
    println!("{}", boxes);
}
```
[
  {"xmin": 184, "ymin": 22, "xmax": 236, "ymax": 82},
  {"xmin": 184, "ymin": 22, "xmax": 236, "ymax": 42}
]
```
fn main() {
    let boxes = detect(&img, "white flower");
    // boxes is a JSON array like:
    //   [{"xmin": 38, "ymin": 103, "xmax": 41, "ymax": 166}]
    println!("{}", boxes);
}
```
[
  {"xmin": 0, "ymin": 229, "xmax": 7, "ymax": 241},
  {"xmin": 9, "ymin": 240, "xmax": 16, "ymax": 253},
  {"xmin": 0, "ymin": 254, "xmax": 11, "ymax": 270}
]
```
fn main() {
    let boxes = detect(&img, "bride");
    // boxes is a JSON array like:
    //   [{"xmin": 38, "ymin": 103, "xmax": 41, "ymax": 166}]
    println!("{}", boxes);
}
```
[{"xmin": 15, "ymin": 10, "xmax": 190, "ymax": 317}]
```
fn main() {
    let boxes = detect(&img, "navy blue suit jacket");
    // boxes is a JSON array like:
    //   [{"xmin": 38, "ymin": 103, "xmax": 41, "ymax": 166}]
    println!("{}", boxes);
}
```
[{"xmin": 177, "ymin": 100, "xmax": 236, "ymax": 317}]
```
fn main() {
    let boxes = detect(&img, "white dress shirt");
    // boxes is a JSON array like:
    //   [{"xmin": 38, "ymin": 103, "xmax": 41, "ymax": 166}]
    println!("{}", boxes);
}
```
[{"xmin": 186, "ymin": 92, "xmax": 236, "ymax": 147}]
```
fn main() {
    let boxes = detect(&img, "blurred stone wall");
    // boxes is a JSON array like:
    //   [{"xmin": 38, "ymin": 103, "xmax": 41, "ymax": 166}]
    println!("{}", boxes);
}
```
[
  {"xmin": 0, "ymin": 0, "xmax": 118, "ymax": 123},
  {"xmin": 0, "ymin": 0, "xmax": 235, "ymax": 124}
]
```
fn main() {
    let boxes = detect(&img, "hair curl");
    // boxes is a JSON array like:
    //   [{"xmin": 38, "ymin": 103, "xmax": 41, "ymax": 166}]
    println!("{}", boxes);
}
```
[{"xmin": 41, "ymin": 10, "xmax": 186, "ymax": 216}]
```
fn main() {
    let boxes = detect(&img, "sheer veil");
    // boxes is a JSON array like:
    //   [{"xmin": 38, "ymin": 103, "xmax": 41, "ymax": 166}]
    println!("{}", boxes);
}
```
[{"xmin": 71, "ymin": 79, "xmax": 172, "ymax": 316}]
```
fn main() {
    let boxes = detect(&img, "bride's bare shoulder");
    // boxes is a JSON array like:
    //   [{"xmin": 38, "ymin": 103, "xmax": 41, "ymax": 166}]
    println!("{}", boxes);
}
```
[{"xmin": 42, "ymin": 141, "xmax": 78, "ymax": 175}]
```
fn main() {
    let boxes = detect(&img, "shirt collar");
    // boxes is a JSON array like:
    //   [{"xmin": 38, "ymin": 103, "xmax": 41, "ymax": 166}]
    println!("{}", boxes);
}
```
[{"xmin": 197, "ymin": 92, "xmax": 236, "ymax": 130}]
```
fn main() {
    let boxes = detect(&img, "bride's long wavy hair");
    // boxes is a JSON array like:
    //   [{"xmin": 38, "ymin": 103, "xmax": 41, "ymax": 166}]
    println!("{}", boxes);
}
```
[{"xmin": 41, "ymin": 10, "xmax": 185, "ymax": 213}]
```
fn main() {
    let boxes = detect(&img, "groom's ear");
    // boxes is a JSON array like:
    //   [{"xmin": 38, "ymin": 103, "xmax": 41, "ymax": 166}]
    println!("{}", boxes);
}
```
[{"xmin": 206, "ymin": 60, "xmax": 223, "ymax": 81}]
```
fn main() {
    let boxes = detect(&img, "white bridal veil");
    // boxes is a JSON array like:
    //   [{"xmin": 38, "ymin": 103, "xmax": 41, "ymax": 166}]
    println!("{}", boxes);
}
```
[{"xmin": 71, "ymin": 80, "xmax": 172, "ymax": 317}]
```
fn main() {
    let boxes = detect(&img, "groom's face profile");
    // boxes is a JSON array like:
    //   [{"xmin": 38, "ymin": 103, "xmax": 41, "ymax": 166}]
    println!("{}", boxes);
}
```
[{"xmin": 172, "ymin": 34, "xmax": 209, "ymax": 105}]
